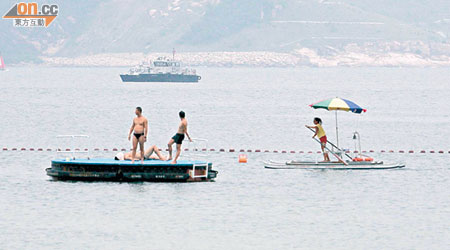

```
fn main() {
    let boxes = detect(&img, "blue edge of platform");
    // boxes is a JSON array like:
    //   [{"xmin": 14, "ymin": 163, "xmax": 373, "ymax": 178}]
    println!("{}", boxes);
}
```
[{"xmin": 52, "ymin": 158, "xmax": 209, "ymax": 167}]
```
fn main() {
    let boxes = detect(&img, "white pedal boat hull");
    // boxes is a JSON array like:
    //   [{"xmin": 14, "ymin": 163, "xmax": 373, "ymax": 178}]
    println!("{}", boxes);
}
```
[{"xmin": 264, "ymin": 160, "xmax": 405, "ymax": 170}]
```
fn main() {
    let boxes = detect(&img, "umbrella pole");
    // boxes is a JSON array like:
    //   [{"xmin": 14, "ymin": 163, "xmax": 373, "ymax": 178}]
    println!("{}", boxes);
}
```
[{"xmin": 335, "ymin": 110, "xmax": 339, "ymax": 148}]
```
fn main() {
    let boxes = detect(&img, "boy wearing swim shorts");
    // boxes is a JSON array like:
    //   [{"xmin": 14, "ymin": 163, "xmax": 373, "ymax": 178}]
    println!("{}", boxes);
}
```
[{"xmin": 167, "ymin": 111, "xmax": 192, "ymax": 164}]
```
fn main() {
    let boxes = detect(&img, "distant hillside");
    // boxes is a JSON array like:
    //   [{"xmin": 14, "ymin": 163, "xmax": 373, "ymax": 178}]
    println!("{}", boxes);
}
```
[{"xmin": 1, "ymin": 0, "xmax": 450, "ymax": 64}]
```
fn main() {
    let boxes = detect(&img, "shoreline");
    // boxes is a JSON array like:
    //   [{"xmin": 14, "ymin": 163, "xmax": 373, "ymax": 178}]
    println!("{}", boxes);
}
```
[
  {"xmin": 4, "ymin": 50, "xmax": 450, "ymax": 68},
  {"xmin": 37, "ymin": 51, "xmax": 450, "ymax": 68}
]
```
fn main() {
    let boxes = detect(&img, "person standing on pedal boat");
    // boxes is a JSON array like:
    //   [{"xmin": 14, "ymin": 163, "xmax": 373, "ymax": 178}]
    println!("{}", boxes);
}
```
[
  {"xmin": 306, "ymin": 117, "xmax": 330, "ymax": 162},
  {"xmin": 128, "ymin": 107, "xmax": 148, "ymax": 164}
]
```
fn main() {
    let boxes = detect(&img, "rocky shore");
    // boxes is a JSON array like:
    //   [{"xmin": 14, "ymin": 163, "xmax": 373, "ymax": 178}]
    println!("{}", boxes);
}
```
[{"xmin": 40, "ymin": 42, "xmax": 450, "ymax": 67}]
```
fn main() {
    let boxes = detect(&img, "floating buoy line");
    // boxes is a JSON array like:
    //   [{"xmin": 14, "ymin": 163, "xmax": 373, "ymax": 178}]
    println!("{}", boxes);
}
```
[{"xmin": 1, "ymin": 147, "xmax": 448, "ymax": 154}]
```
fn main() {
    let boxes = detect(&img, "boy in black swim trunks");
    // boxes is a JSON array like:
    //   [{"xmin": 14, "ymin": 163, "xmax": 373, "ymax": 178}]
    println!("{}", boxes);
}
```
[{"xmin": 167, "ymin": 111, "xmax": 192, "ymax": 164}]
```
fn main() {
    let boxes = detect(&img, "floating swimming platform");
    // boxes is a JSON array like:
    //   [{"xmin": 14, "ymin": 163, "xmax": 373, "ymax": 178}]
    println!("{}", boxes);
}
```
[
  {"xmin": 264, "ymin": 160, "xmax": 405, "ymax": 170},
  {"xmin": 46, "ymin": 158, "xmax": 218, "ymax": 182}
]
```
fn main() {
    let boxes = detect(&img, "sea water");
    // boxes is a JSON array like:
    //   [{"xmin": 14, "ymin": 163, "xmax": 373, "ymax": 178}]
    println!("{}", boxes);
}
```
[{"xmin": 0, "ymin": 67, "xmax": 449, "ymax": 249}]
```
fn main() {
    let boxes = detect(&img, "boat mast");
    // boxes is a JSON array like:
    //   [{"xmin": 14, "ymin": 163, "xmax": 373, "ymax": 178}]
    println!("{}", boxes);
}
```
[{"xmin": 172, "ymin": 48, "xmax": 175, "ymax": 60}]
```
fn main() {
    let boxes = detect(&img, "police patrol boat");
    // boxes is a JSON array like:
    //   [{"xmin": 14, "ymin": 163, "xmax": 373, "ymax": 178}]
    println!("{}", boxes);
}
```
[{"xmin": 120, "ymin": 50, "xmax": 201, "ymax": 83}]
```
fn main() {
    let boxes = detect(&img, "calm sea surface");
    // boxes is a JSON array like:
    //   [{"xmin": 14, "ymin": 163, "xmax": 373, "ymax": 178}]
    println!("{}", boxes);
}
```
[{"xmin": 0, "ymin": 67, "xmax": 449, "ymax": 249}]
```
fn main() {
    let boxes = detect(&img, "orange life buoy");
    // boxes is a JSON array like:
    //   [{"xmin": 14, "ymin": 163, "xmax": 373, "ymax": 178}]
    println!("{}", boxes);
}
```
[{"xmin": 238, "ymin": 154, "xmax": 247, "ymax": 163}]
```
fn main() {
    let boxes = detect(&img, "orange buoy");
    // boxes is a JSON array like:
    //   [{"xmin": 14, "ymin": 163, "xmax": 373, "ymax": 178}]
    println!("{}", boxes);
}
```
[
  {"xmin": 353, "ymin": 157, "xmax": 364, "ymax": 162},
  {"xmin": 238, "ymin": 154, "xmax": 248, "ymax": 163},
  {"xmin": 364, "ymin": 157, "xmax": 374, "ymax": 162}
]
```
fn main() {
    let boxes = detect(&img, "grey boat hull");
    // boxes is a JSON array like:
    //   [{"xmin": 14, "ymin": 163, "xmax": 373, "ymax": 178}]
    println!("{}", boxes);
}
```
[{"xmin": 120, "ymin": 73, "xmax": 201, "ymax": 82}]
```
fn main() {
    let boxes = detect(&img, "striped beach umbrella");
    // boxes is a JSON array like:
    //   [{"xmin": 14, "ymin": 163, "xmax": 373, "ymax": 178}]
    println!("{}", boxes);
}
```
[
  {"xmin": 310, "ymin": 97, "xmax": 367, "ymax": 114},
  {"xmin": 309, "ymin": 97, "xmax": 366, "ymax": 147}
]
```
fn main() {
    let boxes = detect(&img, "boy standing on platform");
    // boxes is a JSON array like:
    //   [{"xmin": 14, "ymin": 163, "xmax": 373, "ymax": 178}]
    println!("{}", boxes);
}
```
[{"xmin": 167, "ymin": 111, "xmax": 192, "ymax": 164}]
